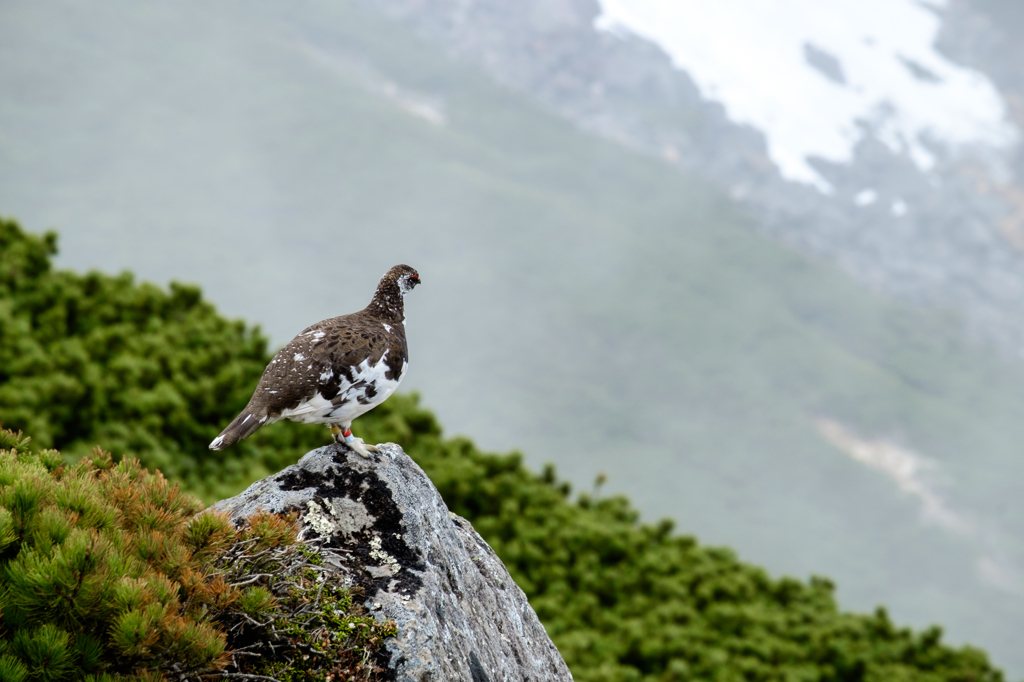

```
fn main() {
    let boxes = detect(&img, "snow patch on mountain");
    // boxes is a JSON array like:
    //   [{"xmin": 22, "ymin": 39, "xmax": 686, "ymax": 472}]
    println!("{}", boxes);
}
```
[
  {"xmin": 816, "ymin": 418, "xmax": 1024, "ymax": 594},
  {"xmin": 815, "ymin": 418, "xmax": 970, "ymax": 535},
  {"xmin": 596, "ymin": 0, "xmax": 1016, "ymax": 191}
]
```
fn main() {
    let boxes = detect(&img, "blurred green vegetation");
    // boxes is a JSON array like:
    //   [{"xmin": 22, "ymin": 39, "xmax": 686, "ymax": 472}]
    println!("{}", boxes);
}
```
[
  {"xmin": 0, "ymin": 218, "xmax": 329, "ymax": 501},
  {"xmin": 362, "ymin": 399, "xmax": 1005, "ymax": 682},
  {"xmin": 0, "ymin": 218, "xmax": 1009, "ymax": 680}
]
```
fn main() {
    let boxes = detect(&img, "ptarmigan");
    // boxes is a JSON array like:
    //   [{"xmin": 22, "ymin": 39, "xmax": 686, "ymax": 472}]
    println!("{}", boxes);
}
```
[{"xmin": 210, "ymin": 264, "xmax": 420, "ymax": 457}]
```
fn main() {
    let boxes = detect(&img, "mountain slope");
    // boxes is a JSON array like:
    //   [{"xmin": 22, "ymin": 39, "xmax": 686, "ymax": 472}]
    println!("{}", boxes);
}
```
[
  {"xmin": 1, "ymin": 0, "xmax": 1023, "ymax": 673},
  {"xmin": 370, "ymin": 0, "xmax": 1024, "ymax": 362}
]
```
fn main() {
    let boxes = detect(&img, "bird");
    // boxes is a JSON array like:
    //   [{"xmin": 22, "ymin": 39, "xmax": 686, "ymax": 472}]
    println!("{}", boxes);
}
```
[{"xmin": 209, "ymin": 264, "xmax": 420, "ymax": 457}]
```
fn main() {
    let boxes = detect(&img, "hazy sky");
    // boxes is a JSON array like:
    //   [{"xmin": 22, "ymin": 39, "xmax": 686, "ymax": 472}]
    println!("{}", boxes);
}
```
[{"xmin": 596, "ymin": 0, "xmax": 1015, "ymax": 191}]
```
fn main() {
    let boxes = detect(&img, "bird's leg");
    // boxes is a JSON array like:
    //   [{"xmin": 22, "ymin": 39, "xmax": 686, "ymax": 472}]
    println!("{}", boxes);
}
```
[{"xmin": 330, "ymin": 424, "xmax": 380, "ymax": 458}]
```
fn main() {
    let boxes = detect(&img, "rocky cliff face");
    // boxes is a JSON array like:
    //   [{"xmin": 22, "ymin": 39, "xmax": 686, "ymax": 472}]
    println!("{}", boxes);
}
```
[
  {"xmin": 359, "ymin": 0, "xmax": 1024, "ymax": 360},
  {"xmin": 212, "ymin": 443, "xmax": 572, "ymax": 682}
]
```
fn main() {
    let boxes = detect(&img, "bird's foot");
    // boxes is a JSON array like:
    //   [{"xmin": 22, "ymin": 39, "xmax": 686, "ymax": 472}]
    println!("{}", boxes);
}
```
[
  {"xmin": 331, "ymin": 426, "xmax": 380, "ymax": 458},
  {"xmin": 346, "ymin": 438, "xmax": 381, "ymax": 458}
]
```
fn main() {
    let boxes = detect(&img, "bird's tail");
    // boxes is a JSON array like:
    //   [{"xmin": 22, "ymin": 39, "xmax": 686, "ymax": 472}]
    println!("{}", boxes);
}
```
[{"xmin": 209, "ymin": 409, "xmax": 266, "ymax": 450}]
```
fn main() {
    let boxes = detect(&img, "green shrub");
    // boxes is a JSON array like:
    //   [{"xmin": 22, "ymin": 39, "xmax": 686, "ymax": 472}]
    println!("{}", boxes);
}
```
[
  {"xmin": 0, "ymin": 220, "xmax": 1010, "ymax": 681},
  {"xmin": 0, "ymin": 217, "xmax": 327, "ymax": 502},
  {"xmin": 359, "ymin": 397, "xmax": 1007, "ymax": 682},
  {"xmin": 0, "ymin": 426, "xmax": 395, "ymax": 681}
]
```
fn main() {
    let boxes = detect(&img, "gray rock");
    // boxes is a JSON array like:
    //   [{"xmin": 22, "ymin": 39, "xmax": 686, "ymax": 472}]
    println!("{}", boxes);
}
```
[{"xmin": 212, "ymin": 442, "xmax": 573, "ymax": 682}]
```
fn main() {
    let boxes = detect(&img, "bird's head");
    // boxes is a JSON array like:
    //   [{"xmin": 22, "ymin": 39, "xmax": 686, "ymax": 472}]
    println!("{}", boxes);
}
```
[
  {"xmin": 387, "ymin": 264, "xmax": 421, "ymax": 296},
  {"xmin": 368, "ymin": 265, "xmax": 420, "ymax": 321}
]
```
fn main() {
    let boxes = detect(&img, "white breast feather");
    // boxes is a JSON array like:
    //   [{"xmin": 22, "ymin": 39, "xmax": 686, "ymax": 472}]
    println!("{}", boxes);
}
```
[{"xmin": 277, "ymin": 352, "xmax": 406, "ymax": 425}]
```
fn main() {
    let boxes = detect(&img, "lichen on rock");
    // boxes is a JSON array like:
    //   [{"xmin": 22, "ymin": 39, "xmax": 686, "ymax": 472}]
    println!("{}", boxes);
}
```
[{"xmin": 213, "ymin": 442, "xmax": 573, "ymax": 681}]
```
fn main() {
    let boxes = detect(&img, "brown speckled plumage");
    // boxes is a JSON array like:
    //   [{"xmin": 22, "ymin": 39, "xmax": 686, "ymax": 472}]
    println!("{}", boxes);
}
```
[{"xmin": 210, "ymin": 265, "xmax": 420, "ymax": 451}]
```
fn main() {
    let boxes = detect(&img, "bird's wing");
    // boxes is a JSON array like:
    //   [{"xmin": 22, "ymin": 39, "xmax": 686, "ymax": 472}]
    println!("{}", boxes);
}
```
[
  {"xmin": 251, "ymin": 314, "xmax": 404, "ymax": 416},
  {"xmin": 209, "ymin": 314, "xmax": 405, "ymax": 450}
]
